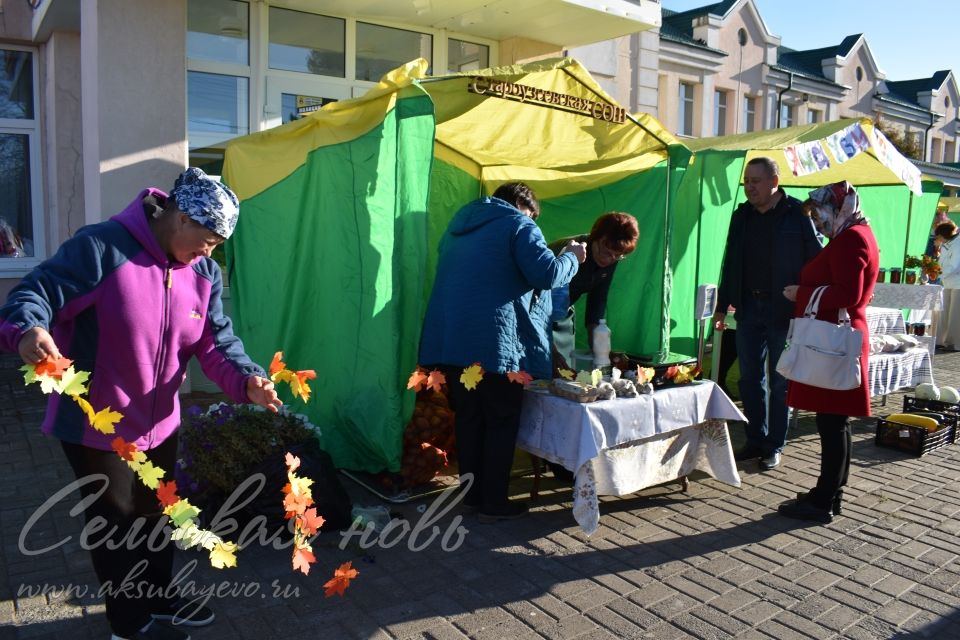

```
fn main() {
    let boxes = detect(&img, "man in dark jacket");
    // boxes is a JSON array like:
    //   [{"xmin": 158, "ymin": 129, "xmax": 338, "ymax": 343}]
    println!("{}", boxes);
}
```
[{"xmin": 713, "ymin": 157, "xmax": 822, "ymax": 470}]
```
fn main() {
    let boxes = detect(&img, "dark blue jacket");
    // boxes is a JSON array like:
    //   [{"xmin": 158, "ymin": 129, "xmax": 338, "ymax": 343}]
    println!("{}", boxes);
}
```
[
  {"xmin": 419, "ymin": 197, "xmax": 579, "ymax": 378},
  {"xmin": 716, "ymin": 190, "xmax": 822, "ymax": 325}
]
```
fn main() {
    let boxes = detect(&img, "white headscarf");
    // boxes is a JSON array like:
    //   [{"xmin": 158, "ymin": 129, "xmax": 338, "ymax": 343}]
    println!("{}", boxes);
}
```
[{"xmin": 808, "ymin": 181, "xmax": 865, "ymax": 238}]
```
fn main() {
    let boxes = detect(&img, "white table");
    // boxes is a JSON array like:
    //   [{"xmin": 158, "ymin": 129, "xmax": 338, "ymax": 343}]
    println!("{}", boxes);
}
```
[
  {"xmin": 517, "ymin": 381, "xmax": 745, "ymax": 535},
  {"xmin": 865, "ymin": 305, "xmax": 935, "ymax": 397}
]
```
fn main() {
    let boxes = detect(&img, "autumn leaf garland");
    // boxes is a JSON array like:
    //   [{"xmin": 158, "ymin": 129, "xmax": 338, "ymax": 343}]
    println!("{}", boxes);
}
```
[{"xmin": 407, "ymin": 363, "xmax": 535, "ymax": 393}]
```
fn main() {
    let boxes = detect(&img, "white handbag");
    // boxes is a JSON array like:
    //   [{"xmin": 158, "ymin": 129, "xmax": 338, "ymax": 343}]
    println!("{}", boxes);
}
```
[{"xmin": 776, "ymin": 285, "xmax": 863, "ymax": 390}]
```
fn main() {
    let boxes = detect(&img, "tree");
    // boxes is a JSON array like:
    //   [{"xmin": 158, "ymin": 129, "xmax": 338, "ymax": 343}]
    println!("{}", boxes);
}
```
[{"xmin": 874, "ymin": 115, "xmax": 924, "ymax": 161}]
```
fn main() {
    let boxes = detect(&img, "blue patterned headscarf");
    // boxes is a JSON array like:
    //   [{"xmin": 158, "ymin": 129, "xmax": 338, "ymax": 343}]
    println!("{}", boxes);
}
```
[{"xmin": 170, "ymin": 168, "xmax": 240, "ymax": 239}]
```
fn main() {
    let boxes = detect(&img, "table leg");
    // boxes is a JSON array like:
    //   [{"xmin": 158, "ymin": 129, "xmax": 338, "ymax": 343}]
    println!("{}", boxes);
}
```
[
  {"xmin": 529, "ymin": 453, "xmax": 542, "ymax": 500},
  {"xmin": 681, "ymin": 476, "xmax": 690, "ymax": 493}
]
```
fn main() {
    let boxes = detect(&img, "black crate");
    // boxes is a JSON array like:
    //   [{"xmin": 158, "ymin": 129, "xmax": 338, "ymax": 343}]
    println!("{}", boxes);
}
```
[
  {"xmin": 875, "ymin": 418, "xmax": 956, "ymax": 456},
  {"xmin": 901, "ymin": 397, "xmax": 960, "ymax": 444}
]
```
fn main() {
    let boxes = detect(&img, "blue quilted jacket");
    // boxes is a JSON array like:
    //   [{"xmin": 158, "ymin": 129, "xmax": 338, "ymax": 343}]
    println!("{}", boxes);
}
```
[{"xmin": 419, "ymin": 197, "xmax": 579, "ymax": 378}]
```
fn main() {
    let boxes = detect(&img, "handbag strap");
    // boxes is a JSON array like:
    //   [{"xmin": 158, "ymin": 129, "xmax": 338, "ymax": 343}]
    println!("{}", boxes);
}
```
[{"xmin": 802, "ymin": 285, "xmax": 852, "ymax": 326}]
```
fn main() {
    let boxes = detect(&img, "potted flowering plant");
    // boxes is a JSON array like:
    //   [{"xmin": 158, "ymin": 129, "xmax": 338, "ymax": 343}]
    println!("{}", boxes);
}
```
[{"xmin": 904, "ymin": 255, "xmax": 942, "ymax": 282}]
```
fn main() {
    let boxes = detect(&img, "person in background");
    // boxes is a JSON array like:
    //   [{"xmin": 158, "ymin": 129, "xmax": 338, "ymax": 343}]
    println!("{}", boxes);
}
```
[
  {"xmin": 0, "ymin": 217, "xmax": 24, "ymax": 257},
  {"xmin": 549, "ymin": 212, "xmax": 640, "ymax": 371},
  {"xmin": 713, "ymin": 157, "xmax": 822, "ymax": 471},
  {"xmin": 779, "ymin": 181, "xmax": 879, "ymax": 523},
  {"xmin": 933, "ymin": 220, "xmax": 960, "ymax": 350},
  {"xmin": 714, "ymin": 305, "xmax": 739, "ymax": 399},
  {"xmin": 0, "ymin": 168, "xmax": 282, "ymax": 640},
  {"xmin": 418, "ymin": 183, "xmax": 585, "ymax": 523}
]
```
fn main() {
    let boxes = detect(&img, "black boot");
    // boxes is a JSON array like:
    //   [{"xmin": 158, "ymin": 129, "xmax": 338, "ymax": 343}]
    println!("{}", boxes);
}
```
[
  {"xmin": 796, "ymin": 489, "xmax": 842, "ymax": 516},
  {"xmin": 779, "ymin": 498, "xmax": 833, "ymax": 524}
]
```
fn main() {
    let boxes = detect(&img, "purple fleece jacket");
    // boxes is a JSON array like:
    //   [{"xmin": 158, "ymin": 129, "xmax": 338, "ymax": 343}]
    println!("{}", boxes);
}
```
[{"xmin": 0, "ymin": 189, "xmax": 265, "ymax": 450}]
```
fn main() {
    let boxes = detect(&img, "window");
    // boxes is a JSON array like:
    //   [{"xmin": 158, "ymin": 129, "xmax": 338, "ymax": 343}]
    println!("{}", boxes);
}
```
[
  {"xmin": 743, "ymin": 96, "xmax": 756, "ymax": 133},
  {"xmin": 713, "ymin": 90, "xmax": 727, "ymax": 136},
  {"xmin": 281, "ymin": 93, "xmax": 338, "ymax": 124},
  {"xmin": 945, "ymin": 140, "xmax": 956, "ymax": 163},
  {"xmin": 187, "ymin": 71, "xmax": 249, "ymax": 174},
  {"xmin": 807, "ymin": 109, "xmax": 821, "ymax": 124},
  {"xmin": 448, "ymin": 39, "xmax": 489, "ymax": 73},
  {"xmin": 356, "ymin": 23, "xmax": 432, "ymax": 82},
  {"xmin": 932, "ymin": 138, "xmax": 943, "ymax": 163},
  {"xmin": 0, "ymin": 47, "xmax": 41, "ymax": 262},
  {"xmin": 269, "ymin": 8, "xmax": 345, "ymax": 77},
  {"xmin": 780, "ymin": 104, "xmax": 794, "ymax": 128},
  {"xmin": 187, "ymin": 0, "xmax": 249, "ymax": 65},
  {"xmin": 679, "ymin": 82, "xmax": 695, "ymax": 136}
]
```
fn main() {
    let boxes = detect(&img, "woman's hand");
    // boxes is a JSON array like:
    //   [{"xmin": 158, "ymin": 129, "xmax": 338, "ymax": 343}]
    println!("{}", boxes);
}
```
[
  {"xmin": 247, "ymin": 376, "xmax": 283, "ymax": 413},
  {"xmin": 17, "ymin": 327, "xmax": 62, "ymax": 365},
  {"xmin": 782, "ymin": 285, "xmax": 799, "ymax": 302}
]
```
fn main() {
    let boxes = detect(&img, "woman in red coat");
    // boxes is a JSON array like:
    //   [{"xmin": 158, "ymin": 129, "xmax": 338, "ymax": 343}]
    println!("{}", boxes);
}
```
[{"xmin": 778, "ymin": 181, "xmax": 879, "ymax": 523}]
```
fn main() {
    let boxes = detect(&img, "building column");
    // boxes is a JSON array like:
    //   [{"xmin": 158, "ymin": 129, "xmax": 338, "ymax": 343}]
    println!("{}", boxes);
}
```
[
  {"xmin": 630, "ymin": 29, "xmax": 660, "ymax": 117},
  {"xmin": 81, "ymin": 0, "xmax": 187, "ymax": 223}
]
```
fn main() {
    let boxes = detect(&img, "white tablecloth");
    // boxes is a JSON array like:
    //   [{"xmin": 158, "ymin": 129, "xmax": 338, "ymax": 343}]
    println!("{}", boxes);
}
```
[
  {"xmin": 870, "ymin": 283, "xmax": 943, "ymax": 311},
  {"xmin": 517, "ymin": 381, "xmax": 746, "ymax": 534}
]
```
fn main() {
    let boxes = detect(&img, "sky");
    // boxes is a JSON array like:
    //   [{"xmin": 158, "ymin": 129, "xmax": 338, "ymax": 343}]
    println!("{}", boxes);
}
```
[{"xmin": 661, "ymin": 0, "xmax": 956, "ymax": 82}]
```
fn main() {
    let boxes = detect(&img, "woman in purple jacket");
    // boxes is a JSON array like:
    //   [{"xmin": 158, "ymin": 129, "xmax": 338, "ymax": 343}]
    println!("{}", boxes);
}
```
[{"xmin": 0, "ymin": 168, "xmax": 281, "ymax": 640}]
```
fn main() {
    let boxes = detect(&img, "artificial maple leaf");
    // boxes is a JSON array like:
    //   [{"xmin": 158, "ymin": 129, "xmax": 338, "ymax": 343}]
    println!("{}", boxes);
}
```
[
  {"xmin": 285, "ymin": 452, "xmax": 301, "ymax": 472},
  {"xmin": 460, "ymin": 363, "xmax": 484, "ymax": 391},
  {"xmin": 287, "ymin": 474, "xmax": 314, "ymax": 498},
  {"xmin": 209, "ymin": 541, "xmax": 238, "ymax": 569},
  {"xmin": 590, "ymin": 369, "xmax": 603, "ymax": 386},
  {"xmin": 283, "ymin": 490, "xmax": 312, "ymax": 517},
  {"xmin": 269, "ymin": 351, "xmax": 286, "ymax": 376},
  {"xmin": 558, "ymin": 368, "xmax": 575, "ymax": 380},
  {"xmin": 425, "ymin": 369, "xmax": 446, "ymax": 393},
  {"xmin": 407, "ymin": 368, "xmax": 428, "ymax": 392},
  {"xmin": 171, "ymin": 522, "xmax": 207, "ymax": 550},
  {"xmin": 38, "ymin": 374, "xmax": 60, "ymax": 395},
  {"xmin": 664, "ymin": 365, "xmax": 679, "ymax": 380},
  {"xmin": 507, "ymin": 371, "xmax": 533, "ymax": 385},
  {"xmin": 156, "ymin": 480, "xmax": 180, "ymax": 508},
  {"xmin": 73, "ymin": 395, "xmax": 97, "ymax": 423},
  {"xmin": 111, "ymin": 437, "xmax": 139, "ymax": 462},
  {"xmin": 164, "ymin": 499, "xmax": 201, "ymax": 527},
  {"xmin": 299, "ymin": 507, "xmax": 326, "ymax": 536},
  {"xmin": 291, "ymin": 369, "xmax": 317, "ymax": 402},
  {"xmin": 635, "ymin": 366, "xmax": 655, "ymax": 384},
  {"xmin": 20, "ymin": 364, "xmax": 39, "ymax": 386},
  {"xmin": 34, "ymin": 355, "xmax": 73, "ymax": 379},
  {"xmin": 575, "ymin": 370, "xmax": 594, "ymax": 385},
  {"xmin": 137, "ymin": 461, "xmax": 165, "ymax": 489},
  {"xmin": 90, "ymin": 406, "xmax": 123, "ymax": 434},
  {"xmin": 323, "ymin": 561, "xmax": 359, "ymax": 597},
  {"xmin": 292, "ymin": 546, "xmax": 316, "ymax": 575},
  {"xmin": 58, "ymin": 367, "xmax": 90, "ymax": 397}
]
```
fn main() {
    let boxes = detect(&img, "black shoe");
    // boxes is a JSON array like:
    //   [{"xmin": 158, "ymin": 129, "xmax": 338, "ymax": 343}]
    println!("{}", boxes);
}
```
[
  {"xmin": 478, "ymin": 501, "xmax": 529, "ymax": 523},
  {"xmin": 546, "ymin": 461, "xmax": 574, "ymax": 481},
  {"xmin": 759, "ymin": 452, "xmax": 781, "ymax": 470},
  {"xmin": 152, "ymin": 598, "xmax": 215, "ymax": 627},
  {"xmin": 733, "ymin": 446, "xmax": 763, "ymax": 461},
  {"xmin": 796, "ymin": 490, "xmax": 842, "ymax": 515},
  {"xmin": 778, "ymin": 498, "xmax": 833, "ymax": 524},
  {"xmin": 112, "ymin": 621, "xmax": 191, "ymax": 640}
]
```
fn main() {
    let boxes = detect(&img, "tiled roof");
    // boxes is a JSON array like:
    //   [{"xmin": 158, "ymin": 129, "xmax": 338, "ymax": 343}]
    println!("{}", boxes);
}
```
[
  {"xmin": 660, "ymin": 1, "xmax": 739, "ymax": 38},
  {"xmin": 659, "ymin": 8, "xmax": 728, "ymax": 55},
  {"xmin": 885, "ymin": 71, "xmax": 952, "ymax": 108},
  {"xmin": 774, "ymin": 35, "xmax": 861, "ymax": 85}
]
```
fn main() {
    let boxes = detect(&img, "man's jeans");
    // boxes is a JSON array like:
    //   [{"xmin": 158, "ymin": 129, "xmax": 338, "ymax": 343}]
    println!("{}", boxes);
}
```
[{"xmin": 735, "ymin": 297, "xmax": 791, "ymax": 455}]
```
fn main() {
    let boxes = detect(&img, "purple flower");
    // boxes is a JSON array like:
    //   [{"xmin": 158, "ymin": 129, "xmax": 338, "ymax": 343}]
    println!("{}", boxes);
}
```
[{"xmin": 187, "ymin": 405, "xmax": 203, "ymax": 418}]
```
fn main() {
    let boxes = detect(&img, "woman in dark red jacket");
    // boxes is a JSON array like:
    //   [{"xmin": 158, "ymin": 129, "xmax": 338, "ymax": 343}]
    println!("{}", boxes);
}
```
[{"xmin": 778, "ymin": 181, "xmax": 879, "ymax": 523}]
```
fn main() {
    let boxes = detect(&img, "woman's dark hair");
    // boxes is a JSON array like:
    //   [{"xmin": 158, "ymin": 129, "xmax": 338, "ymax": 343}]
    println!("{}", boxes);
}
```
[
  {"xmin": 589, "ymin": 212, "xmax": 639, "ymax": 254},
  {"xmin": 935, "ymin": 221, "xmax": 959, "ymax": 240},
  {"xmin": 492, "ymin": 182, "xmax": 540, "ymax": 220}
]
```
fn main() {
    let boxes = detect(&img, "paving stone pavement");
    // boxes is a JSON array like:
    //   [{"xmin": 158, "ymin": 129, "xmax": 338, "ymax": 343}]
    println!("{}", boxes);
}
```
[{"xmin": 1, "ymin": 351, "xmax": 959, "ymax": 640}]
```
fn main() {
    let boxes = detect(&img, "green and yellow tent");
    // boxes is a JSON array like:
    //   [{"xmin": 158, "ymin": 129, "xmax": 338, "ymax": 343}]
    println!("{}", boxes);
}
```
[{"xmin": 223, "ymin": 57, "xmax": 689, "ymax": 472}]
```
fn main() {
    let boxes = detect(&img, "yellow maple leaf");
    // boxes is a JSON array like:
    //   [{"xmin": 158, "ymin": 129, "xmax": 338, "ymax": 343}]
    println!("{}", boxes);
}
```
[
  {"xmin": 38, "ymin": 374, "xmax": 60, "ymax": 395},
  {"xmin": 209, "ymin": 541, "xmax": 238, "ymax": 569},
  {"xmin": 73, "ymin": 395, "xmax": 97, "ymax": 423},
  {"xmin": 164, "ymin": 500, "xmax": 201, "ymax": 527},
  {"xmin": 20, "ymin": 364, "xmax": 38, "ymax": 386},
  {"xmin": 137, "ymin": 461, "xmax": 165, "ymax": 489},
  {"xmin": 558, "ymin": 368, "xmax": 575, "ymax": 380},
  {"xmin": 460, "ymin": 363, "xmax": 484, "ymax": 391},
  {"xmin": 287, "ymin": 473, "xmax": 314, "ymax": 498},
  {"xmin": 90, "ymin": 406, "xmax": 123, "ymax": 434},
  {"xmin": 58, "ymin": 367, "xmax": 90, "ymax": 397}
]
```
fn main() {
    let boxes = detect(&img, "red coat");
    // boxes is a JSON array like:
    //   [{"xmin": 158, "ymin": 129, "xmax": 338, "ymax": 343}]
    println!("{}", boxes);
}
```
[{"xmin": 786, "ymin": 224, "xmax": 879, "ymax": 416}]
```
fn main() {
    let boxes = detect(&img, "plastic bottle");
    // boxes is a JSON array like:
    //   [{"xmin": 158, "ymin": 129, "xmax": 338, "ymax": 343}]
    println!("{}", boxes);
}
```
[{"xmin": 592, "ymin": 319, "xmax": 612, "ymax": 367}]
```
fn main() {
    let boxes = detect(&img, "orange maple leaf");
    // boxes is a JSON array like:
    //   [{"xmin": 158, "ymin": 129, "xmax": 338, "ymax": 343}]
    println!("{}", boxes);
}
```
[
  {"xmin": 292, "ymin": 546, "xmax": 316, "ymax": 575},
  {"xmin": 507, "ymin": 371, "xmax": 533, "ymax": 385},
  {"xmin": 407, "ymin": 368, "xmax": 428, "ymax": 391},
  {"xmin": 285, "ymin": 452, "xmax": 301, "ymax": 472},
  {"xmin": 156, "ymin": 480, "xmax": 180, "ymax": 508},
  {"xmin": 460, "ymin": 363, "xmax": 485, "ymax": 391},
  {"xmin": 283, "ymin": 491, "xmax": 312, "ymax": 517},
  {"xmin": 34, "ymin": 355, "xmax": 73, "ymax": 379},
  {"xmin": 664, "ymin": 365, "xmax": 678, "ymax": 380},
  {"xmin": 299, "ymin": 507, "xmax": 326, "ymax": 536},
  {"xmin": 425, "ymin": 369, "xmax": 446, "ymax": 393},
  {"xmin": 323, "ymin": 561, "xmax": 359, "ymax": 597},
  {"xmin": 110, "ymin": 437, "xmax": 139, "ymax": 462},
  {"xmin": 269, "ymin": 351, "xmax": 286, "ymax": 376}
]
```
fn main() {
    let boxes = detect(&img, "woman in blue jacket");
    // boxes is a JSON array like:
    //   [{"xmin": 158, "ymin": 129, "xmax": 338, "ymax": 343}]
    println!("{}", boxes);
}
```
[{"xmin": 419, "ymin": 183, "xmax": 585, "ymax": 522}]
